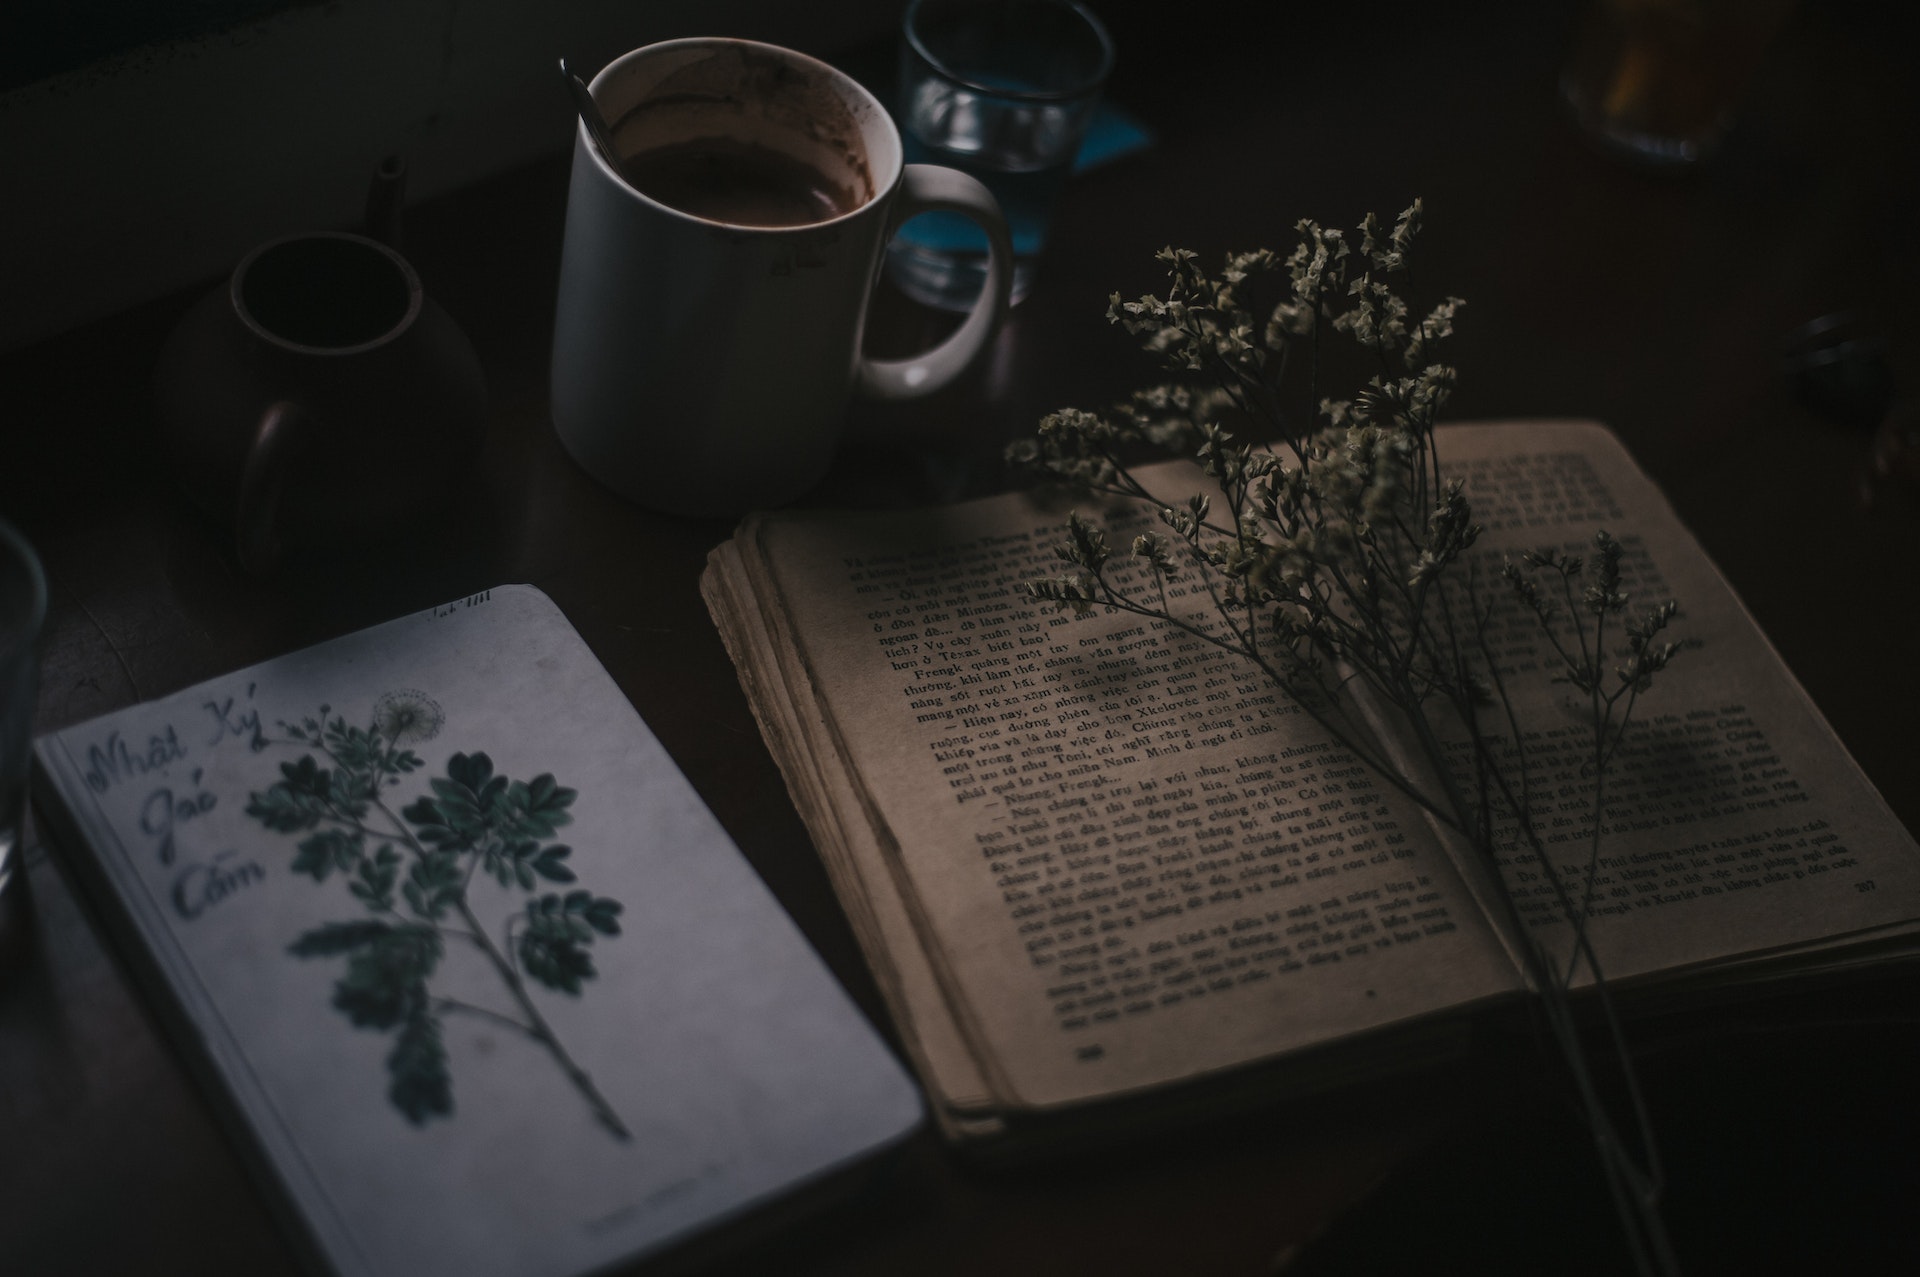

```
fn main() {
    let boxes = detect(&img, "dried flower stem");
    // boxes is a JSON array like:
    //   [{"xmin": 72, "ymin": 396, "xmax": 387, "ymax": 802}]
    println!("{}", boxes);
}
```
[{"xmin": 1012, "ymin": 206, "xmax": 1684, "ymax": 1275}]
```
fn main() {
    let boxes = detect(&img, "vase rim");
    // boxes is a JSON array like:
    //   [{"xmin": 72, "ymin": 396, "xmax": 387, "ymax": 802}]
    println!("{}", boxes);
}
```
[{"xmin": 230, "ymin": 231, "xmax": 424, "ymax": 358}]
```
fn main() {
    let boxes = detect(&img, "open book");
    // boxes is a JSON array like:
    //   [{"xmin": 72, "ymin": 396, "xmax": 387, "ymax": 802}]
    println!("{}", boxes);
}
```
[
  {"xmin": 31, "ymin": 586, "xmax": 921, "ymax": 1277},
  {"xmin": 702, "ymin": 420, "xmax": 1920, "ymax": 1148}
]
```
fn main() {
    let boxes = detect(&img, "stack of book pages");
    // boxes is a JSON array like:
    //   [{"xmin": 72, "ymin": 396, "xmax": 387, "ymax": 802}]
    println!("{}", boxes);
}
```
[{"xmin": 703, "ymin": 420, "xmax": 1920, "ymax": 1150}]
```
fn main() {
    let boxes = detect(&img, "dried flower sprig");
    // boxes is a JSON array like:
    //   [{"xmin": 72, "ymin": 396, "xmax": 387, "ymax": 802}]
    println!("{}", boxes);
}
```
[{"xmin": 1011, "ymin": 205, "xmax": 1683, "ymax": 1276}]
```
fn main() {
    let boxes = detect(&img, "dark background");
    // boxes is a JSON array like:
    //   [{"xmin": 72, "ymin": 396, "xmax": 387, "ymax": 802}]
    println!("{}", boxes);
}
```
[
  {"xmin": 0, "ymin": 1, "xmax": 302, "ymax": 89},
  {"xmin": 4, "ymin": 1, "xmax": 1919, "ymax": 1273}
]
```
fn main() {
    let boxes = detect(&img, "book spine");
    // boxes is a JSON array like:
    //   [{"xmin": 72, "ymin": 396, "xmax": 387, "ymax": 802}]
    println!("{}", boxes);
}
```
[{"xmin": 29, "ymin": 741, "xmax": 363, "ymax": 1277}]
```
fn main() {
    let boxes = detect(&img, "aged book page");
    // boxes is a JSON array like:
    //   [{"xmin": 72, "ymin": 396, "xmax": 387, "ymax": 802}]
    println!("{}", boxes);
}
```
[
  {"xmin": 707, "ymin": 419, "xmax": 1920, "ymax": 1132},
  {"xmin": 1419, "ymin": 423, "xmax": 1920, "ymax": 988},
  {"xmin": 721, "ymin": 486, "xmax": 1520, "ymax": 1116},
  {"xmin": 704, "ymin": 541, "xmax": 1000, "ymax": 1128}
]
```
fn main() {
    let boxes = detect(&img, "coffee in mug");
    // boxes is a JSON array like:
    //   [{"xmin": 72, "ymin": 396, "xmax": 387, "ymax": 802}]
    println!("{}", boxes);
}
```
[
  {"xmin": 618, "ymin": 137, "xmax": 862, "ymax": 228},
  {"xmin": 551, "ymin": 38, "xmax": 1014, "ymax": 516}
]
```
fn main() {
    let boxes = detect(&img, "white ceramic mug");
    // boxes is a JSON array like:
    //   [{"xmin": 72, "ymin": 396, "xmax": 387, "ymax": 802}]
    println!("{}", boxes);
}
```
[{"xmin": 551, "ymin": 38, "xmax": 1014, "ymax": 516}]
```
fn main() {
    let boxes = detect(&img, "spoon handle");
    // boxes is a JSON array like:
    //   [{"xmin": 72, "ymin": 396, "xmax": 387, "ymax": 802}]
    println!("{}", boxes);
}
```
[{"xmin": 559, "ymin": 59, "xmax": 626, "ymax": 178}]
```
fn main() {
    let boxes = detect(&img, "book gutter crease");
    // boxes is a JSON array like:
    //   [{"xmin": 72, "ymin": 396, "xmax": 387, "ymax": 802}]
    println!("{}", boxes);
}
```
[{"xmin": 700, "ymin": 419, "xmax": 1920, "ymax": 1150}]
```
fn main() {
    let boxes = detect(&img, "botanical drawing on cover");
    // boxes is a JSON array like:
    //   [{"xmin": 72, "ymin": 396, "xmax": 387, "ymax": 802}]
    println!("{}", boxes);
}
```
[{"xmin": 243, "ymin": 689, "xmax": 630, "ymax": 1139}]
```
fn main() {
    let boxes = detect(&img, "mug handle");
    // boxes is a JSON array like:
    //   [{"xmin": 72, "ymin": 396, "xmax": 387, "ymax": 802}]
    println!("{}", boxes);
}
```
[
  {"xmin": 856, "ymin": 164, "xmax": 1014, "ymax": 400},
  {"xmin": 234, "ymin": 400, "xmax": 312, "ymax": 577}
]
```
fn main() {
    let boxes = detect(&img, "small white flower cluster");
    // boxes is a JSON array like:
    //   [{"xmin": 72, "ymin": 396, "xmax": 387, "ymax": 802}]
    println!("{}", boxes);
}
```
[{"xmin": 1009, "ymin": 206, "xmax": 1686, "ymax": 1273}]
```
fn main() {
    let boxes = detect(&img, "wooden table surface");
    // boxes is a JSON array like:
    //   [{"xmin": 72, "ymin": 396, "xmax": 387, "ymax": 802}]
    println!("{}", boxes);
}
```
[{"xmin": 4, "ymin": 3, "xmax": 1918, "ymax": 1273}]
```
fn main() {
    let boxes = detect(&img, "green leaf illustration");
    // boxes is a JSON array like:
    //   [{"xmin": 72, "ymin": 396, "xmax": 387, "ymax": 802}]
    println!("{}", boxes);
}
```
[
  {"xmin": 401, "ymin": 851, "xmax": 464, "ymax": 920},
  {"xmin": 281, "ymin": 754, "xmax": 330, "ymax": 797},
  {"xmin": 388, "ymin": 1008, "xmax": 451, "ymax": 1125},
  {"xmin": 519, "ymin": 929, "xmax": 595, "ymax": 994},
  {"xmin": 518, "ymin": 892, "xmax": 620, "ymax": 994},
  {"xmin": 331, "ymin": 925, "xmax": 441, "ymax": 1030},
  {"xmin": 245, "ymin": 760, "xmax": 327, "ymax": 832},
  {"xmin": 582, "ymin": 896, "xmax": 622, "ymax": 936},
  {"xmin": 291, "ymin": 827, "xmax": 363, "ymax": 881},
  {"xmin": 247, "ymin": 708, "xmax": 629, "ymax": 1138},
  {"xmin": 498, "ymin": 773, "xmax": 576, "ymax": 840},
  {"xmin": 446, "ymin": 751, "xmax": 494, "ymax": 794},
  {"xmin": 348, "ymin": 846, "xmax": 401, "ymax": 910},
  {"xmin": 289, "ymin": 919, "xmax": 393, "ymax": 957},
  {"xmin": 533, "ymin": 845, "xmax": 576, "ymax": 883},
  {"xmin": 324, "ymin": 721, "xmax": 386, "ymax": 774}
]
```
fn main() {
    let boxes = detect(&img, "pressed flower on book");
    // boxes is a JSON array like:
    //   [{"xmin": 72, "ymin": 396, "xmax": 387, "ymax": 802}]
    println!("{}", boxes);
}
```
[{"xmin": 1011, "ymin": 205, "xmax": 1683, "ymax": 1275}]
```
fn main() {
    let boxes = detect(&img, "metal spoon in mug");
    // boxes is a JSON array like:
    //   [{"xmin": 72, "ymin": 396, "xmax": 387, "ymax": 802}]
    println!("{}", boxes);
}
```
[{"xmin": 559, "ymin": 59, "xmax": 626, "ymax": 180}]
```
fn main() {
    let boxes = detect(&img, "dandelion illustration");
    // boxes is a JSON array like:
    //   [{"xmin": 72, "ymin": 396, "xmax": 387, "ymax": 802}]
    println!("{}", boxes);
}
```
[{"xmin": 372, "ymin": 689, "xmax": 444, "ymax": 744}]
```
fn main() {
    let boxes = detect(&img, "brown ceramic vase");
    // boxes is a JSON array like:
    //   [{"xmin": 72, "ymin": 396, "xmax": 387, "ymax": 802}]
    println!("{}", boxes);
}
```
[{"xmin": 154, "ymin": 230, "xmax": 487, "ymax": 574}]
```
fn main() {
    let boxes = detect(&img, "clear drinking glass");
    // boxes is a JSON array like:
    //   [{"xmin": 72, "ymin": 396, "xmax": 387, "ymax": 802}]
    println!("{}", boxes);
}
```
[
  {"xmin": 0, "ymin": 519, "xmax": 47, "ymax": 896},
  {"xmin": 885, "ymin": 0, "xmax": 1114, "ymax": 310}
]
